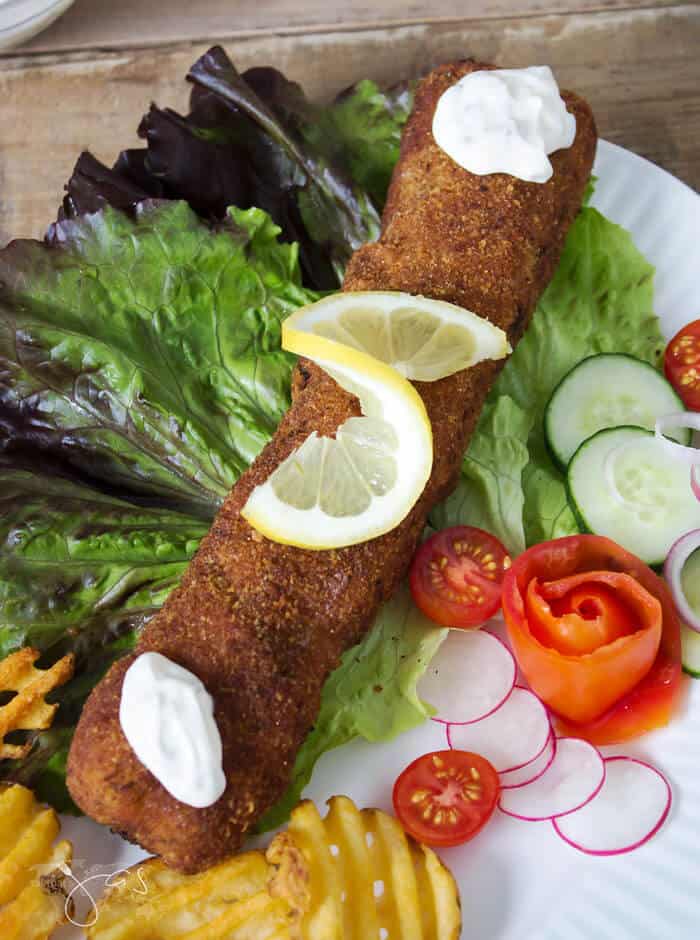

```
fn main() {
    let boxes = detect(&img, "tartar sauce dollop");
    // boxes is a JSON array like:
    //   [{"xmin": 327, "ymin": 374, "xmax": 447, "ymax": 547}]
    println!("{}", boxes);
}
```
[
  {"xmin": 432, "ymin": 66, "xmax": 576, "ymax": 183},
  {"xmin": 119, "ymin": 651, "xmax": 226, "ymax": 808}
]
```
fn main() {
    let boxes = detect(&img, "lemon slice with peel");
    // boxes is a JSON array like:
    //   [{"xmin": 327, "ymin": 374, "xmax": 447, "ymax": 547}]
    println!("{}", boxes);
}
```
[
  {"xmin": 242, "ymin": 292, "xmax": 509, "ymax": 550},
  {"xmin": 284, "ymin": 290, "xmax": 510, "ymax": 382},
  {"xmin": 242, "ymin": 334, "xmax": 432, "ymax": 549}
]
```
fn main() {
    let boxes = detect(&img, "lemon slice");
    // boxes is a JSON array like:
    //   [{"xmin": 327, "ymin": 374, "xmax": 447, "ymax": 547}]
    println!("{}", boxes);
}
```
[
  {"xmin": 283, "ymin": 290, "xmax": 510, "ymax": 382},
  {"xmin": 242, "ymin": 333, "xmax": 432, "ymax": 549},
  {"xmin": 242, "ymin": 292, "xmax": 509, "ymax": 550}
]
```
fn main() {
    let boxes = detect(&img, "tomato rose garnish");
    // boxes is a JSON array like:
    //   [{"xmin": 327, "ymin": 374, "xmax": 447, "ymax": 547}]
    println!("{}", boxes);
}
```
[{"xmin": 502, "ymin": 535, "xmax": 684, "ymax": 743}]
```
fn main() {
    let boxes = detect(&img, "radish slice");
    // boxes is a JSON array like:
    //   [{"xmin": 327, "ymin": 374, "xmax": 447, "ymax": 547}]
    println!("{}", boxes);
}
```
[
  {"xmin": 499, "ymin": 732, "xmax": 556, "ymax": 790},
  {"xmin": 665, "ymin": 528, "xmax": 700, "ymax": 633},
  {"xmin": 498, "ymin": 738, "xmax": 605, "ymax": 821},
  {"xmin": 446, "ymin": 687, "xmax": 551, "ymax": 772},
  {"xmin": 553, "ymin": 757, "xmax": 672, "ymax": 855},
  {"xmin": 692, "ymin": 465, "xmax": 700, "ymax": 502},
  {"xmin": 419, "ymin": 629, "xmax": 516, "ymax": 725}
]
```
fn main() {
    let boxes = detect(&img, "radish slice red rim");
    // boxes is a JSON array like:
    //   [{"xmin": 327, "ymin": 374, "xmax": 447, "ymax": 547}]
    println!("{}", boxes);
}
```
[
  {"xmin": 665, "ymin": 528, "xmax": 700, "ymax": 633},
  {"xmin": 498, "ymin": 737, "xmax": 605, "ymax": 821},
  {"xmin": 693, "ymin": 465, "xmax": 700, "ymax": 502},
  {"xmin": 553, "ymin": 756, "xmax": 672, "ymax": 856},
  {"xmin": 419, "ymin": 629, "xmax": 516, "ymax": 725},
  {"xmin": 499, "ymin": 732, "xmax": 557, "ymax": 790},
  {"xmin": 446, "ymin": 686, "xmax": 551, "ymax": 773}
]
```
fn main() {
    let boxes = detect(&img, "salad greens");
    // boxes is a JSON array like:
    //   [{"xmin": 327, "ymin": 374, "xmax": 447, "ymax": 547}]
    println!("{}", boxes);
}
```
[
  {"xmin": 0, "ymin": 465, "xmax": 204, "ymax": 661},
  {"xmin": 2, "ymin": 202, "xmax": 314, "ymax": 516},
  {"xmin": 435, "ymin": 206, "xmax": 665, "ymax": 550},
  {"xmin": 0, "ymin": 461, "xmax": 207, "ymax": 810},
  {"xmin": 431, "ymin": 397, "xmax": 532, "ymax": 557},
  {"xmin": 302, "ymin": 78, "xmax": 414, "ymax": 208},
  {"xmin": 57, "ymin": 47, "xmax": 389, "ymax": 291},
  {"xmin": 0, "ymin": 46, "xmax": 665, "ymax": 820}
]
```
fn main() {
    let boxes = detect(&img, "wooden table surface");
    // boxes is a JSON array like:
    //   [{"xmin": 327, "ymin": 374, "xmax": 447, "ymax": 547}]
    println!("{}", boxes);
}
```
[{"xmin": 0, "ymin": 1, "xmax": 697, "ymax": 244}]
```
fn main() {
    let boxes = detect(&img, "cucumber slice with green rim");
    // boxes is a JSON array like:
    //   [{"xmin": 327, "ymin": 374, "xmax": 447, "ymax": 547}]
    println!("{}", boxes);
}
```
[
  {"xmin": 681, "ymin": 547, "xmax": 700, "ymax": 677},
  {"xmin": 567, "ymin": 425, "xmax": 700, "ymax": 566},
  {"xmin": 682, "ymin": 624, "xmax": 700, "ymax": 678},
  {"xmin": 545, "ymin": 354, "xmax": 690, "ymax": 469}
]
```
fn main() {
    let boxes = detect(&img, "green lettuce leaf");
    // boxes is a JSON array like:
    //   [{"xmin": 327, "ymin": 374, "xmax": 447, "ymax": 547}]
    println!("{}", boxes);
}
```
[
  {"xmin": 1, "ymin": 202, "xmax": 317, "ymax": 517},
  {"xmin": 0, "ymin": 465, "xmax": 205, "ymax": 660},
  {"xmin": 0, "ymin": 461, "xmax": 207, "ymax": 809},
  {"xmin": 495, "ymin": 206, "xmax": 663, "ymax": 545},
  {"xmin": 430, "ymin": 396, "xmax": 532, "ymax": 556},
  {"xmin": 305, "ymin": 79, "xmax": 414, "ymax": 210},
  {"xmin": 258, "ymin": 586, "xmax": 446, "ymax": 830},
  {"xmin": 186, "ymin": 48, "xmax": 381, "ymax": 288},
  {"xmin": 58, "ymin": 53, "xmax": 408, "ymax": 290},
  {"xmin": 433, "ymin": 206, "xmax": 665, "ymax": 550}
]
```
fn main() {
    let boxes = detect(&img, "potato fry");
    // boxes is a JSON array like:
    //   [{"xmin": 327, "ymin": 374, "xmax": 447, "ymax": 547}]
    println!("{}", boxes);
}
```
[
  {"xmin": 0, "ymin": 784, "xmax": 73, "ymax": 939},
  {"xmin": 267, "ymin": 796, "xmax": 462, "ymax": 940},
  {"xmin": 0, "ymin": 649, "xmax": 74, "ymax": 759},
  {"xmin": 89, "ymin": 795, "xmax": 460, "ymax": 940},
  {"xmin": 86, "ymin": 851, "xmax": 306, "ymax": 940}
]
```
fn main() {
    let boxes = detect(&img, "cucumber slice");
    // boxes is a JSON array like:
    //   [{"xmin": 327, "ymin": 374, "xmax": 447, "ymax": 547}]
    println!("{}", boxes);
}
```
[
  {"xmin": 682, "ymin": 624, "xmax": 700, "ymax": 678},
  {"xmin": 681, "ymin": 547, "xmax": 700, "ymax": 677},
  {"xmin": 567, "ymin": 426, "xmax": 700, "ymax": 566},
  {"xmin": 545, "ymin": 354, "xmax": 690, "ymax": 469}
]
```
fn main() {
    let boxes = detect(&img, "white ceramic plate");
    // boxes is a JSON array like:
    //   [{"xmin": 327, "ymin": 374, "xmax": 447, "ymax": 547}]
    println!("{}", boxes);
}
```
[
  {"xmin": 56, "ymin": 140, "xmax": 700, "ymax": 939},
  {"xmin": 0, "ymin": 0, "xmax": 74, "ymax": 51}
]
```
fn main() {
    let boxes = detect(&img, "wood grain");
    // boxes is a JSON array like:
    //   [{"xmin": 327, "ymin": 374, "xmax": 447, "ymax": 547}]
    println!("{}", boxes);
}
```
[
  {"xmin": 0, "ymin": 4, "xmax": 697, "ymax": 243},
  {"xmin": 12, "ymin": 0, "xmax": 683, "ymax": 54}
]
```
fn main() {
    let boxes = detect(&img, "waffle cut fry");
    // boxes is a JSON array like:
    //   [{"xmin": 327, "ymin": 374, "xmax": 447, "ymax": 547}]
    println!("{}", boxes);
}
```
[
  {"xmin": 86, "ymin": 850, "xmax": 308, "ymax": 940},
  {"xmin": 267, "ymin": 796, "xmax": 462, "ymax": 940},
  {"xmin": 0, "ymin": 649, "xmax": 74, "ymax": 759},
  {"xmin": 87, "ymin": 796, "xmax": 460, "ymax": 940},
  {"xmin": 0, "ymin": 784, "xmax": 74, "ymax": 939}
]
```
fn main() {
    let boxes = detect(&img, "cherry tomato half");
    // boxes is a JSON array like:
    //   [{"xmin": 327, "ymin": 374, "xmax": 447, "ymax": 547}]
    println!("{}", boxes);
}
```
[
  {"xmin": 664, "ymin": 318, "xmax": 700, "ymax": 411},
  {"xmin": 410, "ymin": 526, "xmax": 511, "ymax": 628},
  {"xmin": 393, "ymin": 750, "xmax": 500, "ymax": 847}
]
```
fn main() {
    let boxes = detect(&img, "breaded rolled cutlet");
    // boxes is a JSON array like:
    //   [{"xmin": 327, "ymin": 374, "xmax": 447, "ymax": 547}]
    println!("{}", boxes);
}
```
[{"xmin": 67, "ymin": 61, "xmax": 597, "ymax": 872}]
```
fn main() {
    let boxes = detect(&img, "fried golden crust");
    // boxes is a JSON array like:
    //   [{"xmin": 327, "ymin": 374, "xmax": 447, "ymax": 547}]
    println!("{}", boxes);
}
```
[{"xmin": 67, "ymin": 60, "xmax": 596, "ymax": 872}]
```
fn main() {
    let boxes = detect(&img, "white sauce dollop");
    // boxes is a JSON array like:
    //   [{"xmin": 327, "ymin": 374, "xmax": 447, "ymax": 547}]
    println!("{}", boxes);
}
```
[
  {"xmin": 119, "ymin": 652, "xmax": 226, "ymax": 808},
  {"xmin": 432, "ymin": 65, "xmax": 576, "ymax": 183}
]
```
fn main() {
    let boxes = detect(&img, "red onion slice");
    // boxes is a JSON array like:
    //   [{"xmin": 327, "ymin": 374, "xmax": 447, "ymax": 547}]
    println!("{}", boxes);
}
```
[
  {"xmin": 553, "ymin": 756, "xmax": 671, "ymax": 856},
  {"xmin": 665, "ymin": 528, "xmax": 700, "ymax": 633},
  {"xmin": 655, "ymin": 412, "xmax": 700, "ymax": 466}
]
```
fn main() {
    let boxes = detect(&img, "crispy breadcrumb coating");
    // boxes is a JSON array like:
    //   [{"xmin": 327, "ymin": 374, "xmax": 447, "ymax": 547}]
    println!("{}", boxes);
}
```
[{"xmin": 67, "ymin": 61, "xmax": 596, "ymax": 872}]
